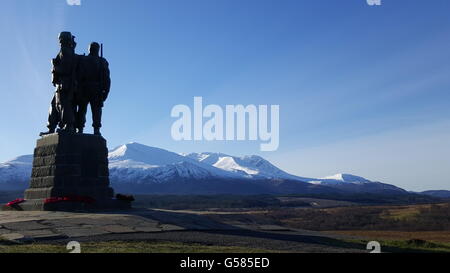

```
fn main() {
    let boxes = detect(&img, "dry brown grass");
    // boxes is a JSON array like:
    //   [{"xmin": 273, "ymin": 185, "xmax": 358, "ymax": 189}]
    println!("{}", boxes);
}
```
[
  {"xmin": 262, "ymin": 202, "xmax": 450, "ymax": 232},
  {"xmin": 327, "ymin": 230, "xmax": 450, "ymax": 243},
  {"xmin": 323, "ymin": 203, "xmax": 445, "ymax": 215}
]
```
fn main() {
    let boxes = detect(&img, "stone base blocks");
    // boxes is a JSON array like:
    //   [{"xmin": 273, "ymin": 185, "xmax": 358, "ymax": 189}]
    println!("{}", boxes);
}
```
[{"xmin": 4, "ymin": 133, "xmax": 130, "ymax": 211}]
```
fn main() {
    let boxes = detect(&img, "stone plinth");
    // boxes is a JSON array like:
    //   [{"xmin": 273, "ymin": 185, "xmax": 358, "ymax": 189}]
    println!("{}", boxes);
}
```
[{"xmin": 4, "ymin": 133, "xmax": 130, "ymax": 211}]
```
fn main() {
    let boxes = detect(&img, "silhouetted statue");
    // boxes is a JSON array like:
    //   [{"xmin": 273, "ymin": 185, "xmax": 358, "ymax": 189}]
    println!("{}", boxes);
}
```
[
  {"xmin": 40, "ymin": 33, "xmax": 111, "ymax": 137},
  {"xmin": 40, "ymin": 32, "xmax": 80, "ymax": 136},
  {"xmin": 75, "ymin": 42, "xmax": 111, "ymax": 136}
]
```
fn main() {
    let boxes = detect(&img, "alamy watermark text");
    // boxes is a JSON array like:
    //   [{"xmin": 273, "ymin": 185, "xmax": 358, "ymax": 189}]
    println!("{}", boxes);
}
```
[{"xmin": 171, "ymin": 97, "xmax": 280, "ymax": 152}]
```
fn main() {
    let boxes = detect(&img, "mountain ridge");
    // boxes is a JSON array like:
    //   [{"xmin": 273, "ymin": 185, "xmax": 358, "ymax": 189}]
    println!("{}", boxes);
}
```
[{"xmin": 0, "ymin": 142, "xmax": 433, "ymax": 195}]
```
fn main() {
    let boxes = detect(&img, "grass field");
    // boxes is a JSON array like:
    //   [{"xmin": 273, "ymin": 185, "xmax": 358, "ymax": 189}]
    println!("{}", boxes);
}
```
[{"xmin": 0, "ymin": 240, "xmax": 277, "ymax": 253}]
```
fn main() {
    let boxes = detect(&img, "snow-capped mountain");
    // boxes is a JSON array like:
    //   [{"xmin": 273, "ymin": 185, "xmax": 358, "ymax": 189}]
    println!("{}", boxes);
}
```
[
  {"xmin": 307, "ymin": 173, "xmax": 373, "ymax": 185},
  {"xmin": 108, "ymin": 143, "xmax": 243, "ymax": 184},
  {"xmin": 306, "ymin": 173, "xmax": 406, "ymax": 193},
  {"xmin": 0, "ymin": 142, "xmax": 407, "ymax": 194},
  {"xmin": 183, "ymin": 153, "xmax": 405, "ymax": 193},
  {"xmin": 0, "ymin": 155, "xmax": 32, "ymax": 190},
  {"xmin": 185, "ymin": 152, "xmax": 310, "ymax": 181}
]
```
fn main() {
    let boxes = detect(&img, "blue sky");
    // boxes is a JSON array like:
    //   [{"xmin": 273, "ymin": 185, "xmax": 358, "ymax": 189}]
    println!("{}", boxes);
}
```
[{"xmin": 0, "ymin": 0, "xmax": 449, "ymax": 191}]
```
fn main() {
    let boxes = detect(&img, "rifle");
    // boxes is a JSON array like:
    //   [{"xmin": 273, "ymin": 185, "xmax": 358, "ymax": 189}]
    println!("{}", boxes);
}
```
[{"xmin": 99, "ymin": 43, "xmax": 106, "ymax": 102}]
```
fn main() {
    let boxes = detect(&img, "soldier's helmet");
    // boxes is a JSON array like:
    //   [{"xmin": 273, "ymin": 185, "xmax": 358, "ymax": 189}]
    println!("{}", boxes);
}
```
[
  {"xmin": 89, "ymin": 42, "xmax": 100, "ymax": 56},
  {"xmin": 58, "ymin": 32, "xmax": 75, "ymax": 47}
]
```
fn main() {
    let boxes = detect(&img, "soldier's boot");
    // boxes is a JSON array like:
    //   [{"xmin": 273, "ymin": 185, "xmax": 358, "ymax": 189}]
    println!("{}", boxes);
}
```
[
  {"xmin": 77, "ymin": 127, "xmax": 84, "ymax": 134},
  {"xmin": 60, "ymin": 124, "xmax": 75, "ymax": 134},
  {"xmin": 93, "ymin": 127, "xmax": 101, "ymax": 136},
  {"xmin": 39, "ymin": 128, "xmax": 56, "ymax": 137}
]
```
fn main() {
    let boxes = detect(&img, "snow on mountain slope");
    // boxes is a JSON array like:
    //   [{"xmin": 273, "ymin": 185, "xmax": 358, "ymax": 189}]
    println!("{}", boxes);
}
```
[
  {"xmin": 0, "ymin": 155, "xmax": 32, "ymax": 189},
  {"xmin": 186, "ymin": 152, "xmax": 310, "ymax": 181},
  {"xmin": 214, "ymin": 156, "xmax": 259, "ymax": 176},
  {"xmin": 109, "ymin": 160, "xmax": 219, "ymax": 184},
  {"xmin": 3, "ymin": 155, "xmax": 33, "ymax": 166},
  {"xmin": 309, "ymin": 173, "xmax": 407, "ymax": 193},
  {"xmin": 318, "ymin": 173, "xmax": 372, "ymax": 184},
  {"xmin": 110, "ymin": 143, "xmax": 188, "ymax": 166},
  {"xmin": 184, "ymin": 152, "xmax": 229, "ymax": 166},
  {"xmin": 0, "ymin": 155, "xmax": 32, "ymax": 181},
  {"xmin": 108, "ymin": 143, "xmax": 243, "ymax": 183}
]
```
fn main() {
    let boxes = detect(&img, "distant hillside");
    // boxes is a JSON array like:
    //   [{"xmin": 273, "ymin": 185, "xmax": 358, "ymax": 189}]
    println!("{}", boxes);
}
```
[{"xmin": 420, "ymin": 190, "xmax": 450, "ymax": 198}]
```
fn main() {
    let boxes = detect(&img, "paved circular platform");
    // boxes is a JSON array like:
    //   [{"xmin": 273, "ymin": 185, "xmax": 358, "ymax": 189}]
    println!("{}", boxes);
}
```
[{"xmin": 0, "ymin": 209, "xmax": 366, "ymax": 253}]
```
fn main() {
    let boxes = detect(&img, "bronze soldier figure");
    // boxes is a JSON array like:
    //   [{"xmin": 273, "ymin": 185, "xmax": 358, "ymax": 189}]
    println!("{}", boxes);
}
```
[
  {"xmin": 40, "ymin": 32, "xmax": 79, "ymax": 136},
  {"xmin": 75, "ymin": 42, "xmax": 110, "ymax": 136}
]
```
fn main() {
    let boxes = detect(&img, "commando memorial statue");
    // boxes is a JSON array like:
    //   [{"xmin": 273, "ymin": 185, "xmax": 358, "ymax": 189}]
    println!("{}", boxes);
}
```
[
  {"xmin": 40, "ymin": 34, "xmax": 110, "ymax": 136},
  {"xmin": 3, "ymin": 32, "xmax": 130, "ymax": 211}
]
